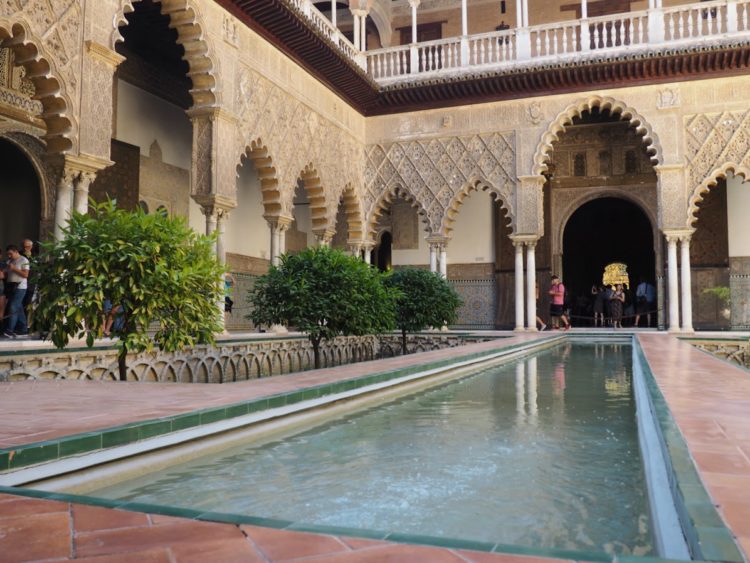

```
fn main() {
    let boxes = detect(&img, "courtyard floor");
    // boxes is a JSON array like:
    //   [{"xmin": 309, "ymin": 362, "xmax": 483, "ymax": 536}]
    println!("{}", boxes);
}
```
[{"xmin": 0, "ymin": 331, "xmax": 748, "ymax": 562}]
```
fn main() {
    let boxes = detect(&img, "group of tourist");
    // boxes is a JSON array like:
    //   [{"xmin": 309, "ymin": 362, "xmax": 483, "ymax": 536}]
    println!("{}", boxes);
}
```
[
  {"xmin": 0, "ymin": 239, "xmax": 34, "ymax": 339},
  {"xmin": 537, "ymin": 276, "xmax": 657, "ymax": 330}
]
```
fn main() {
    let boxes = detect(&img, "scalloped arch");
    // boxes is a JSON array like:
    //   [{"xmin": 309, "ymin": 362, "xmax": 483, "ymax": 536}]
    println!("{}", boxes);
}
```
[
  {"xmin": 112, "ymin": 0, "xmax": 218, "ymax": 109},
  {"xmin": 0, "ymin": 19, "xmax": 75, "ymax": 154},
  {"xmin": 687, "ymin": 162, "xmax": 750, "ymax": 226},
  {"xmin": 441, "ymin": 178, "xmax": 515, "ymax": 237},
  {"xmin": 337, "ymin": 184, "xmax": 366, "ymax": 242},
  {"xmin": 296, "ymin": 163, "xmax": 328, "ymax": 234},
  {"xmin": 531, "ymin": 95, "xmax": 662, "ymax": 176},
  {"xmin": 366, "ymin": 183, "xmax": 430, "ymax": 242},
  {"xmin": 239, "ymin": 138, "xmax": 283, "ymax": 217}
]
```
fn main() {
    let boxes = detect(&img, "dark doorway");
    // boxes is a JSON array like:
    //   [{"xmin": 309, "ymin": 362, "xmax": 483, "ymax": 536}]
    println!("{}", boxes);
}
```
[
  {"xmin": 562, "ymin": 197, "xmax": 654, "ymax": 324},
  {"xmin": 0, "ymin": 139, "xmax": 41, "ymax": 247},
  {"xmin": 374, "ymin": 231, "xmax": 392, "ymax": 272}
]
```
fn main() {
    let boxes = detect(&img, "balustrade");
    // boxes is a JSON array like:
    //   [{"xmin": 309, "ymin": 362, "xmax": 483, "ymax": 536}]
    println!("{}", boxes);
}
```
[{"xmin": 280, "ymin": 0, "xmax": 750, "ymax": 84}]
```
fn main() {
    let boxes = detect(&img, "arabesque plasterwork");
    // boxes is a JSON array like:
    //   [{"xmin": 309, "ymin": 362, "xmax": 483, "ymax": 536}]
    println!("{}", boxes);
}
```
[
  {"xmin": 363, "ymin": 132, "xmax": 516, "ymax": 238},
  {"xmin": 234, "ymin": 65, "xmax": 364, "ymax": 232},
  {"xmin": 684, "ymin": 110, "xmax": 750, "ymax": 226}
]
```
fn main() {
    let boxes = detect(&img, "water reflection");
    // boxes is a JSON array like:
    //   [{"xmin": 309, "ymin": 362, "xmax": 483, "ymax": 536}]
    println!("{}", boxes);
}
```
[{"xmin": 91, "ymin": 344, "xmax": 653, "ymax": 556}]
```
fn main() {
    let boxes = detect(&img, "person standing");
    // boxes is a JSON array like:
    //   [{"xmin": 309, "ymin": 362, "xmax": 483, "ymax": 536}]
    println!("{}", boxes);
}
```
[
  {"xmin": 609, "ymin": 283, "xmax": 625, "ymax": 329},
  {"xmin": 548, "ymin": 275, "xmax": 571, "ymax": 330},
  {"xmin": 20, "ymin": 239, "xmax": 35, "ymax": 328},
  {"xmin": 535, "ymin": 281, "xmax": 546, "ymax": 331},
  {"xmin": 2, "ymin": 244, "xmax": 30, "ymax": 337},
  {"xmin": 634, "ymin": 276, "xmax": 656, "ymax": 328},
  {"xmin": 592, "ymin": 284, "xmax": 606, "ymax": 327}
]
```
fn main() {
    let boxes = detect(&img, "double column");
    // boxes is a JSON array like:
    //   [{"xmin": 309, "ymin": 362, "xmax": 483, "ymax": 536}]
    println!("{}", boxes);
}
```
[
  {"xmin": 664, "ymin": 230, "xmax": 694, "ymax": 333},
  {"xmin": 427, "ymin": 236, "xmax": 449, "ymax": 278},
  {"xmin": 511, "ymin": 236, "xmax": 539, "ymax": 332},
  {"xmin": 350, "ymin": 7, "xmax": 369, "ymax": 51},
  {"xmin": 53, "ymin": 156, "xmax": 109, "ymax": 240},
  {"xmin": 268, "ymin": 215, "xmax": 294, "ymax": 267}
]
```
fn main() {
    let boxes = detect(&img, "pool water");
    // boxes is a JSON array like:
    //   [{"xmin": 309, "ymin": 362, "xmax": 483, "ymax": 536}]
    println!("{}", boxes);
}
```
[{"xmin": 91, "ymin": 343, "xmax": 653, "ymax": 555}]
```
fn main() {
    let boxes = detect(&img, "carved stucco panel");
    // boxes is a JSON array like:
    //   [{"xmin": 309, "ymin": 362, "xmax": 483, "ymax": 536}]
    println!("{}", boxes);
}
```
[
  {"xmin": 234, "ymin": 65, "xmax": 363, "ymax": 221},
  {"xmin": 656, "ymin": 165, "xmax": 688, "ymax": 230},
  {"xmin": 364, "ymin": 132, "xmax": 516, "ymax": 236},
  {"xmin": 684, "ymin": 110, "xmax": 750, "ymax": 224},
  {"xmin": 78, "ymin": 49, "xmax": 118, "ymax": 160}
]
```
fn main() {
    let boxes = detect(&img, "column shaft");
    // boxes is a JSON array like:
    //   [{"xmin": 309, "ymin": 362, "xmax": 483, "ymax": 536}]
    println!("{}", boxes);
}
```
[
  {"xmin": 331, "ymin": 0, "xmax": 337, "ymax": 27},
  {"xmin": 680, "ymin": 237, "xmax": 694, "ymax": 332},
  {"xmin": 514, "ymin": 242, "xmax": 525, "ymax": 331},
  {"xmin": 429, "ymin": 245, "xmax": 438, "ymax": 273},
  {"xmin": 667, "ymin": 237, "xmax": 680, "ymax": 332},
  {"xmin": 581, "ymin": 0, "xmax": 588, "ymax": 19},
  {"xmin": 522, "ymin": 0, "xmax": 529, "ymax": 26},
  {"xmin": 439, "ymin": 247, "xmax": 447, "ymax": 278},
  {"xmin": 461, "ymin": 0, "xmax": 468, "ymax": 35},
  {"xmin": 54, "ymin": 175, "xmax": 75, "ymax": 241},
  {"xmin": 526, "ymin": 243, "xmax": 537, "ymax": 331}
]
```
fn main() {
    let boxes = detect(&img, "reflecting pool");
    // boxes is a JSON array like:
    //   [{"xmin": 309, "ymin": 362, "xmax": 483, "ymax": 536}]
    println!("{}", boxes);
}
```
[{"xmin": 91, "ymin": 342, "xmax": 652, "ymax": 555}]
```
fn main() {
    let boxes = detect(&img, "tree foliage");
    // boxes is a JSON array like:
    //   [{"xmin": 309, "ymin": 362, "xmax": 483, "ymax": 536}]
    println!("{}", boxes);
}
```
[
  {"xmin": 249, "ymin": 246, "xmax": 397, "ymax": 368},
  {"xmin": 385, "ymin": 267, "xmax": 462, "ymax": 354},
  {"xmin": 34, "ymin": 200, "xmax": 224, "ymax": 381}
]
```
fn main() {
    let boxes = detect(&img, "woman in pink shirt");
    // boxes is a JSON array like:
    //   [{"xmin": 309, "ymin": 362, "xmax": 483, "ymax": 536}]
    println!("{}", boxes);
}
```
[{"xmin": 548, "ymin": 275, "xmax": 571, "ymax": 330}]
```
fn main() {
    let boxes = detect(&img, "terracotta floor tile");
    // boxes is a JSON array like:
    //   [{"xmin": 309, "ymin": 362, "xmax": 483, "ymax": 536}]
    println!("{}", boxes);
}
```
[
  {"xmin": 717, "ymin": 501, "xmax": 750, "ymax": 537},
  {"xmin": 692, "ymin": 450, "xmax": 750, "ymax": 476},
  {"xmin": 75, "ymin": 520, "xmax": 246, "ymax": 558},
  {"xmin": 0, "ymin": 497, "xmax": 69, "ymax": 518},
  {"xmin": 169, "ymin": 537, "xmax": 265, "ymax": 562},
  {"xmin": 74, "ymin": 547, "xmax": 174, "ymax": 562},
  {"xmin": 73, "ymin": 504, "xmax": 150, "ymax": 532},
  {"xmin": 0, "ymin": 511, "xmax": 71, "ymax": 561},
  {"xmin": 338, "ymin": 537, "xmax": 390, "ymax": 551},
  {"xmin": 241, "ymin": 525, "xmax": 349, "ymax": 560}
]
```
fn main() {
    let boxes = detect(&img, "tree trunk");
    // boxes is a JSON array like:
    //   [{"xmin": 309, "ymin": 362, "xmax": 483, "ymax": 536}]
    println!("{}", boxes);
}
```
[
  {"xmin": 401, "ymin": 328, "xmax": 408, "ymax": 355},
  {"xmin": 117, "ymin": 346, "xmax": 128, "ymax": 382},
  {"xmin": 312, "ymin": 338, "xmax": 321, "ymax": 370}
]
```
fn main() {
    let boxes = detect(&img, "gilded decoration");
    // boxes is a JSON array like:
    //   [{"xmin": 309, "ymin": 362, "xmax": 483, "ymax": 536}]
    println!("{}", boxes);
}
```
[{"xmin": 364, "ymin": 132, "xmax": 516, "ymax": 237}]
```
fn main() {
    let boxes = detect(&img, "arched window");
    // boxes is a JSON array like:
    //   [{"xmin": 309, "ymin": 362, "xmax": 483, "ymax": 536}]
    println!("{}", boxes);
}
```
[
  {"xmin": 598, "ymin": 151, "xmax": 612, "ymax": 176},
  {"xmin": 574, "ymin": 153, "xmax": 586, "ymax": 177}
]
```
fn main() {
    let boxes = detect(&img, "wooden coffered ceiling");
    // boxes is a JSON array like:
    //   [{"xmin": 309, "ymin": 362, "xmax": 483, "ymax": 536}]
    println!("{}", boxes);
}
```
[{"xmin": 217, "ymin": 0, "xmax": 750, "ymax": 116}]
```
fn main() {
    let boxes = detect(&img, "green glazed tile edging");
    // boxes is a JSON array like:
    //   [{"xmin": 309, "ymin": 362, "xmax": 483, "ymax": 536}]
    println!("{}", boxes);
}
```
[
  {"xmin": 0, "ymin": 484, "xmax": 686, "ymax": 563},
  {"xmin": 0, "ymin": 336, "xmax": 558, "ymax": 472},
  {"xmin": 633, "ymin": 338, "xmax": 744, "ymax": 563}
]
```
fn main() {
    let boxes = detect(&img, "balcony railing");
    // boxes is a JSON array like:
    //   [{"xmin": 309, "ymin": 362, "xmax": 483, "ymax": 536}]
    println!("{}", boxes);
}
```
[{"xmin": 288, "ymin": 0, "xmax": 750, "ymax": 84}]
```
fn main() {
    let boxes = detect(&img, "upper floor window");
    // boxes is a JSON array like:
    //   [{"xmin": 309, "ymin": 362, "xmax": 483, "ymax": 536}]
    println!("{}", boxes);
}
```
[
  {"xmin": 625, "ymin": 150, "xmax": 638, "ymax": 174},
  {"xmin": 574, "ymin": 153, "xmax": 587, "ymax": 177}
]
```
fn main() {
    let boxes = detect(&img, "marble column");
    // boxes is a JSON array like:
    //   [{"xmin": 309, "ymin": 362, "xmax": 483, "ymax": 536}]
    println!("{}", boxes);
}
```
[
  {"xmin": 514, "ymin": 241, "xmax": 525, "ymax": 331},
  {"xmin": 216, "ymin": 210, "xmax": 228, "ymax": 265},
  {"xmin": 363, "ymin": 243, "xmax": 374, "ymax": 265},
  {"xmin": 439, "ymin": 244, "xmax": 447, "ymax": 278},
  {"xmin": 331, "ymin": 0, "xmax": 337, "ymax": 27},
  {"xmin": 53, "ymin": 169, "xmax": 77, "ymax": 240},
  {"xmin": 429, "ymin": 244, "xmax": 438, "ymax": 273},
  {"xmin": 461, "ymin": 0, "xmax": 468, "ymax": 35},
  {"xmin": 522, "ymin": 0, "xmax": 529, "ymax": 26},
  {"xmin": 526, "ymin": 241, "xmax": 537, "ymax": 331},
  {"xmin": 666, "ymin": 235, "xmax": 680, "ymax": 332},
  {"xmin": 515, "ymin": 0, "xmax": 523, "ymax": 26},
  {"xmin": 409, "ymin": 0, "xmax": 420, "ymax": 43},
  {"xmin": 73, "ymin": 172, "xmax": 96, "ymax": 216},
  {"xmin": 680, "ymin": 235, "xmax": 694, "ymax": 333},
  {"xmin": 360, "ymin": 14, "xmax": 368, "ymax": 51},
  {"xmin": 352, "ymin": 10, "xmax": 361, "ymax": 49},
  {"xmin": 205, "ymin": 210, "xmax": 218, "ymax": 254}
]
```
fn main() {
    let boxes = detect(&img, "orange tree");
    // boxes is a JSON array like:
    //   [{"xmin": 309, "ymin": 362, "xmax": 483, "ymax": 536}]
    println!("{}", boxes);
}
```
[
  {"xmin": 385, "ymin": 267, "xmax": 462, "ymax": 355},
  {"xmin": 34, "ymin": 200, "xmax": 223, "ymax": 381},
  {"xmin": 250, "ymin": 246, "xmax": 397, "ymax": 369}
]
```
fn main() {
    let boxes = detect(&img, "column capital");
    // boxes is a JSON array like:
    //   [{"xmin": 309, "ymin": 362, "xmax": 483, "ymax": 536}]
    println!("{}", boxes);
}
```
[
  {"xmin": 314, "ymin": 228, "xmax": 337, "ymax": 245},
  {"xmin": 408, "ymin": 0, "xmax": 421, "ymax": 8},
  {"xmin": 426, "ymin": 234, "xmax": 450, "ymax": 247},
  {"xmin": 662, "ymin": 228, "xmax": 694, "ymax": 243},
  {"xmin": 186, "ymin": 106, "xmax": 239, "ymax": 125},
  {"xmin": 516, "ymin": 175, "xmax": 546, "ymax": 187},
  {"xmin": 510, "ymin": 235, "xmax": 539, "ymax": 246},
  {"xmin": 195, "ymin": 194, "xmax": 237, "ymax": 218},
  {"xmin": 265, "ymin": 214, "xmax": 294, "ymax": 232}
]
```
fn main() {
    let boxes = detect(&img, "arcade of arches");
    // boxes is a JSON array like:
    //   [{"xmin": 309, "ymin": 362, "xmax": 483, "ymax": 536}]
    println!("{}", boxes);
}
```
[{"xmin": 2, "ymin": 0, "xmax": 750, "ymax": 333}]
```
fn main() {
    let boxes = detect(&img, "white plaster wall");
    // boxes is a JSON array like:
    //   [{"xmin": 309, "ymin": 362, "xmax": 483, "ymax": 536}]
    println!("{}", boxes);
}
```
[
  {"xmin": 292, "ymin": 203, "xmax": 315, "ymax": 247},
  {"xmin": 115, "ymin": 80, "xmax": 204, "ymax": 233},
  {"xmin": 392, "ymin": 224, "xmax": 430, "ymax": 265},
  {"xmin": 115, "ymin": 80, "xmax": 192, "ymax": 168},
  {"xmin": 726, "ymin": 174, "xmax": 750, "ymax": 257},
  {"xmin": 449, "ymin": 191, "xmax": 494, "ymax": 263},
  {"xmin": 225, "ymin": 163, "xmax": 270, "ymax": 258}
]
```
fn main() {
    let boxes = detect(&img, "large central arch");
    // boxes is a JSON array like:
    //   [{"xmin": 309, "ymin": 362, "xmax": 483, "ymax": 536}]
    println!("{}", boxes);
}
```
[{"xmin": 531, "ymin": 95, "xmax": 663, "ymax": 177}]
